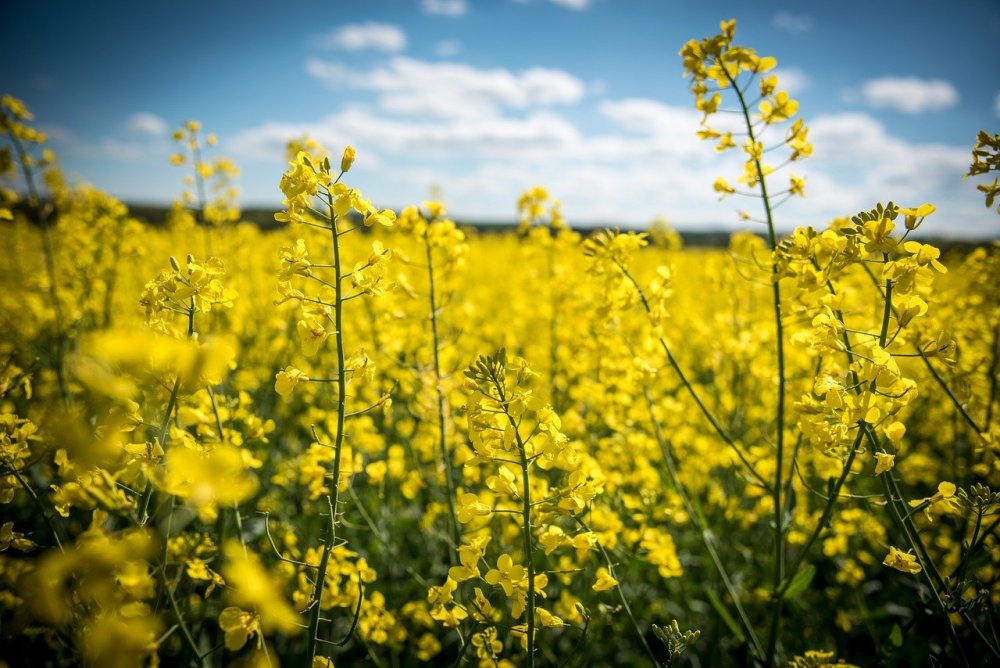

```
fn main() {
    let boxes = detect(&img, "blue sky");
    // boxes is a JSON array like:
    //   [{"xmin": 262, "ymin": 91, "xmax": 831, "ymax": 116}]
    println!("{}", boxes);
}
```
[{"xmin": 2, "ymin": 0, "xmax": 999, "ymax": 237}]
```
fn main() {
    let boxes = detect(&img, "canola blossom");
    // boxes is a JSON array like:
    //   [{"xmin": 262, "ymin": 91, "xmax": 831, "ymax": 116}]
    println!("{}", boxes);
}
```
[{"xmin": 1, "ymin": 20, "xmax": 999, "ymax": 668}]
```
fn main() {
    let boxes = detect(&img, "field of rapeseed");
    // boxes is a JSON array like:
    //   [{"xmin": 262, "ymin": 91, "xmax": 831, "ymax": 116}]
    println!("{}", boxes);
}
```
[{"xmin": 2, "ymin": 20, "xmax": 999, "ymax": 668}]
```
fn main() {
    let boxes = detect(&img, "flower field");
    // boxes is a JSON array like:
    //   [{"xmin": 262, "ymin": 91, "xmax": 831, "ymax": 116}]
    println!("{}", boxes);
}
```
[{"xmin": 1, "ymin": 20, "xmax": 999, "ymax": 668}]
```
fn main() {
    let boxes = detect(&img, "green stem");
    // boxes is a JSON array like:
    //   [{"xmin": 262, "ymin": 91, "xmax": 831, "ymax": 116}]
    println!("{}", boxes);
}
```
[
  {"xmin": 952, "ymin": 512, "xmax": 1000, "ymax": 583},
  {"xmin": 574, "ymin": 517, "xmax": 659, "ymax": 666},
  {"xmin": 8, "ymin": 130, "xmax": 68, "ymax": 401},
  {"xmin": 7, "ymin": 461, "xmax": 65, "ymax": 551},
  {"xmin": 872, "ymin": 442, "xmax": 973, "ymax": 666},
  {"xmin": 424, "ymin": 223, "xmax": 460, "ymax": 557},
  {"xmin": 643, "ymin": 389, "xmax": 764, "ymax": 660},
  {"xmin": 157, "ymin": 564, "xmax": 206, "ymax": 667},
  {"xmin": 140, "ymin": 300, "xmax": 193, "ymax": 526},
  {"xmin": 723, "ymin": 65, "xmax": 787, "ymax": 668},
  {"xmin": 307, "ymin": 182, "xmax": 350, "ymax": 662},
  {"xmin": 777, "ymin": 426, "xmax": 864, "ymax": 595},
  {"xmin": 859, "ymin": 262, "xmax": 984, "ymax": 435},
  {"xmin": 616, "ymin": 261, "xmax": 768, "ymax": 489},
  {"xmin": 495, "ymin": 379, "xmax": 536, "ymax": 668}
]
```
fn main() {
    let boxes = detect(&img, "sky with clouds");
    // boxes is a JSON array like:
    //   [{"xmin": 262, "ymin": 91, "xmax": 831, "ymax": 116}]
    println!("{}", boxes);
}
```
[{"xmin": 2, "ymin": 0, "xmax": 999, "ymax": 237}]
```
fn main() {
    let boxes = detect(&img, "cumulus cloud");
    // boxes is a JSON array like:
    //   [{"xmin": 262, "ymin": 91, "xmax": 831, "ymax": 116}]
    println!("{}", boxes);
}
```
[
  {"xmin": 226, "ymin": 93, "xmax": 735, "ymax": 226},
  {"xmin": 859, "ymin": 77, "xmax": 959, "ymax": 114},
  {"xmin": 790, "ymin": 111, "xmax": 978, "ymax": 231},
  {"xmin": 44, "ymin": 125, "xmax": 150, "ymax": 161},
  {"xmin": 126, "ymin": 112, "xmax": 167, "ymax": 137},
  {"xmin": 228, "ymin": 107, "xmax": 581, "ymax": 161},
  {"xmin": 772, "ymin": 11, "xmax": 813, "ymax": 34},
  {"xmin": 226, "ymin": 94, "xmax": 990, "ymax": 236},
  {"xmin": 421, "ymin": 0, "xmax": 467, "ymax": 16},
  {"xmin": 434, "ymin": 40, "xmax": 462, "ymax": 58},
  {"xmin": 598, "ymin": 99, "xmax": 700, "ymax": 139},
  {"xmin": 318, "ymin": 22, "xmax": 406, "ymax": 52},
  {"xmin": 305, "ymin": 57, "xmax": 586, "ymax": 118}
]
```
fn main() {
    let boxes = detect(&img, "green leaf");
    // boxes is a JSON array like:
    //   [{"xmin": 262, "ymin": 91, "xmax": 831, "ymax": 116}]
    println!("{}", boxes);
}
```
[
  {"xmin": 782, "ymin": 565, "xmax": 816, "ymax": 600},
  {"xmin": 890, "ymin": 623, "xmax": 903, "ymax": 647},
  {"xmin": 704, "ymin": 587, "xmax": 745, "ymax": 643}
]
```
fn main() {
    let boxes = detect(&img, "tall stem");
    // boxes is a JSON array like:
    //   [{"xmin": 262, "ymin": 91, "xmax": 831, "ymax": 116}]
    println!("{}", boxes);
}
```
[
  {"xmin": 495, "ymin": 380, "xmax": 536, "ymax": 668},
  {"xmin": 643, "ymin": 389, "xmax": 764, "ymax": 660},
  {"xmin": 307, "ymin": 186, "xmax": 349, "ymax": 661},
  {"xmin": 730, "ymin": 70, "xmax": 787, "ymax": 582},
  {"xmin": 615, "ymin": 261, "xmax": 767, "ymax": 488},
  {"xmin": 9, "ymin": 132, "xmax": 67, "ymax": 401},
  {"xmin": 424, "ymin": 225, "xmax": 460, "ymax": 556},
  {"xmin": 723, "ymin": 67, "xmax": 787, "ymax": 666}
]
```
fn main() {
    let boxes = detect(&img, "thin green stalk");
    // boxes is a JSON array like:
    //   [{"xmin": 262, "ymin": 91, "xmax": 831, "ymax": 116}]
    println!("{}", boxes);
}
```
[
  {"xmin": 643, "ymin": 389, "xmax": 764, "ymax": 660},
  {"xmin": 101, "ymin": 215, "xmax": 126, "ymax": 329},
  {"xmin": 189, "ymin": 133, "xmax": 213, "ymax": 258},
  {"xmin": 986, "ymin": 325, "xmax": 999, "ymax": 429},
  {"xmin": 423, "ymin": 223, "xmax": 460, "ymax": 557},
  {"xmin": 494, "ymin": 378, "xmax": 537, "ymax": 668},
  {"xmin": 952, "ymin": 512, "xmax": 1000, "ymax": 582},
  {"xmin": 722, "ymin": 65, "xmax": 788, "ymax": 668},
  {"xmin": 859, "ymin": 262, "xmax": 985, "ymax": 435},
  {"xmin": 140, "ymin": 299, "xmax": 194, "ymax": 525},
  {"xmin": 574, "ymin": 517, "xmax": 659, "ymax": 666},
  {"xmin": 8, "ymin": 131, "xmax": 68, "ymax": 401},
  {"xmin": 776, "ymin": 427, "xmax": 864, "ymax": 595},
  {"xmin": 871, "ymin": 442, "xmax": 973, "ymax": 666},
  {"xmin": 307, "ymin": 183, "xmax": 350, "ymax": 662},
  {"xmin": 157, "ymin": 564, "xmax": 206, "ymax": 667},
  {"xmin": 615, "ymin": 261, "xmax": 768, "ymax": 489},
  {"xmin": 722, "ymin": 58, "xmax": 786, "ymax": 612},
  {"xmin": 547, "ymin": 241, "xmax": 561, "ymax": 413},
  {"xmin": 7, "ymin": 462, "xmax": 65, "ymax": 551}
]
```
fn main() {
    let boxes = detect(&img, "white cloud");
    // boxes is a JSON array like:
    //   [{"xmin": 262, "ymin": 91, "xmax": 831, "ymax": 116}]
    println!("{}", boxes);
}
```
[
  {"xmin": 772, "ymin": 67, "xmax": 809, "ymax": 95},
  {"xmin": 305, "ymin": 57, "xmax": 586, "ymax": 119},
  {"xmin": 548, "ymin": 0, "xmax": 591, "ymax": 9},
  {"xmin": 226, "ymin": 97, "xmax": 992, "ymax": 237},
  {"xmin": 318, "ymin": 22, "xmax": 406, "ymax": 52},
  {"xmin": 772, "ymin": 11, "xmax": 813, "ymax": 34},
  {"xmin": 859, "ymin": 77, "xmax": 959, "ymax": 114},
  {"xmin": 598, "ymin": 99, "xmax": 700, "ymax": 139},
  {"xmin": 434, "ymin": 39, "xmax": 462, "ymax": 58},
  {"xmin": 44, "ymin": 125, "xmax": 151, "ymax": 161},
  {"xmin": 126, "ymin": 112, "xmax": 167, "ymax": 137},
  {"xmin": 790, "ymin": 111, "xmax": 979, "ymax": 233},
  {"xmin": 229, "ymin": 107, "xmax": 581, "ymax": 162},
  {"xmin": 421, "ymin": 0, "xmax": 467, "ymax": 16}
]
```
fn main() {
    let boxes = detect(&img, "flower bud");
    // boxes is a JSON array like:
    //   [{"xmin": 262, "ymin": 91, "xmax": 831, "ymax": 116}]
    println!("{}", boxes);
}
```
[{"xmin": 341, "ymin": 145, "xmax": 356, "ymax": 173}]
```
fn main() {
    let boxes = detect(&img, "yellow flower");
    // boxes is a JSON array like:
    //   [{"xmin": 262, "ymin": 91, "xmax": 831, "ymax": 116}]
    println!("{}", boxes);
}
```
[
  {"xmin": 759, "ymin": 91, "xmax": 799, "ymax": 123},
  {"xmin": 874, "ymin": 452, "xmax": 895, "ymax": 475},
  {"xmin": 275, "ymin": 366, "xmax": 309, "ymax": 397},
  {"xmin": 593, "ymin": 567, "xmax": 618, "ymax": 592},
  {"xmin": 218, "ymin": 606, "xmax": 260, "ymax": 651},
  {"xmin": 535, "ymin": 606, "xmax": 564, "ymax": 627},
  {"xmin": 883, "ymin": 546, "xmax": 921, "ymax": 574},
  {"xmin": 713, "ymin": 176, "xmax": 736, "ymax": 198},
  {"xmin": 159, "ymin": 446, "xmax": 258, "ymax": 522},
  {"xmin": 484, "ymin": 554, "xmax": 526, "ymax": 598},
  {"xmin": 457, "ymin": 492, "xmax": 492, "ymax": 523},
  {"xmin": 789, "ymin": 174, "xmax": 806, "ymax": 198}
]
